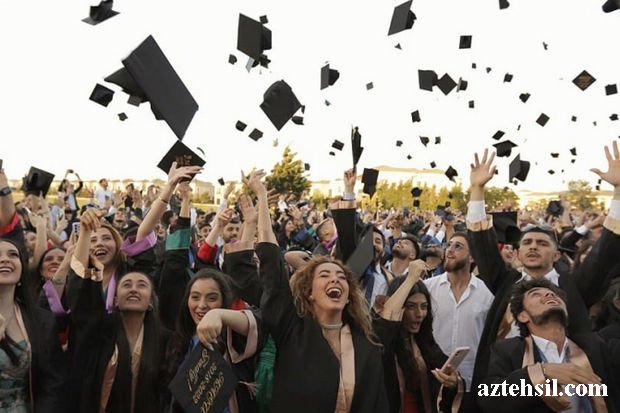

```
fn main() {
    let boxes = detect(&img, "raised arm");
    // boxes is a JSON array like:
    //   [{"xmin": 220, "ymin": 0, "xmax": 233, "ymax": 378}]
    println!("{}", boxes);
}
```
[
  {"xmin": 378, "ymin": 260, "xmax": 424, "ymax": 319},
  {"xmin": 0, "ymin": 168, "xmax": 16, "ymax": 227}
]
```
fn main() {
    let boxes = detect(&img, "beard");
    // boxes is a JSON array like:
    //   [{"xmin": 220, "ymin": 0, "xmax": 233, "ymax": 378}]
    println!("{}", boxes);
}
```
[
  {"xmin": 392, "ymin": 248, "xmax": 408, "ymax": 260},
  {"xmin": 530, "ymin": 307, "xmax": 568, "ymax": 328},
  {"xmin": 444, "ymin": 256, "xmax": 467, "ymax": 272}
]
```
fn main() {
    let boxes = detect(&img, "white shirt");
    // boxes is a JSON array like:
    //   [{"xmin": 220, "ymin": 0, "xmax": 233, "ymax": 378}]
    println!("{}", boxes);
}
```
[
  {"xmin": 531, "ymin": 335, "xmax": 582, "ymax": 413},
  {"xmin": 385, "ymin": 260, "xmax": 409, "ymax": 278},
  {"xmin": 424, "ymin": 272, "xmax": 494, "ymax": 391},
  {"xmin": 369, "ymin": 263, "xmax": 388, "ymax": 308},
  {"xmin": 505, "ymin": 268, "xmax": 560, "ymax": 339},
  {"xmin": 94, "ymin": 188, "xmax": 112, "ymax": 209}
]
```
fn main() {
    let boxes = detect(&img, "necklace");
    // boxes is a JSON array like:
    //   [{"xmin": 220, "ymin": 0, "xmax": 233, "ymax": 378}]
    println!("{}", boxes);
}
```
[{"xmin": 320, "ymin": 322, "xmax": 343, "ymax": 330}]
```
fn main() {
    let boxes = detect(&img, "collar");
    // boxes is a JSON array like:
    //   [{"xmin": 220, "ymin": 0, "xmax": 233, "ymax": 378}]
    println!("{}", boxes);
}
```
[
  {"xmin": 531, "ymin": 334, "xmax": 568, "ymax": 360},
  {"xmin": 438, "ymin": 272, "xmax": 478, "ymax": 289},
  {"xmin": 518, "ymin": 268, "xmax": 560, "ymax": 286}
]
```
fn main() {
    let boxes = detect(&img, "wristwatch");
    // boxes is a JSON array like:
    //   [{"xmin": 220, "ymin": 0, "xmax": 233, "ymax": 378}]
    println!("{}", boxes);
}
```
[
  {"xmin": 51, "ymin": 276, "xmax": 66, "ymax": 285},
  {"xmin": 0, "ymin": 187, "xmax": 11, "ymax": 197}
]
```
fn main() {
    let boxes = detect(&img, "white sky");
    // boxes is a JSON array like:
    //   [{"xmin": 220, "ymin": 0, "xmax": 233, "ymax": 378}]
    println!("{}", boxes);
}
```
[{"xmin": 1, "ymin": 0, "xmax": 619, "ymax": 193}]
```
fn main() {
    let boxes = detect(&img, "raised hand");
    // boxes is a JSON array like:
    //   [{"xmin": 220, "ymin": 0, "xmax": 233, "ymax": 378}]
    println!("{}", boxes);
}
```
[
  {"xmin": 238, "ymin": 194, "xmax": 258, "ymax": 224},
  {"xmin": 197, "ymin": 310, "xmax": 223, "ymax": 351},
  {"xmin": 469, "ymin": 149, "xmax": 497, "ymax": 188},
  {"xmin": 590, "ymin": 141, "xmax": 620, "ymax": 188},
  {"xmin": 242, "ymin": 169, "xmax": 267, "ymax": 195},
  {"xmin": 80, "ymin": 208, "xmax": 105, "ymax": 233},
  {"xmin": 167, "ymin": 161, "xmax": 203, "ymax": 186},
  {"xmin": 344, "ymin": 168, "xmax": 356, "ymax": 193}
]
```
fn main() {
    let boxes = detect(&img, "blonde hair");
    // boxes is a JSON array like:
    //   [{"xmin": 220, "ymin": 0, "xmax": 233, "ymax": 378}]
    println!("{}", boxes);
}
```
[{"xmin": 290, "ymin": 255, "xmax": 380, "ymax": 346}]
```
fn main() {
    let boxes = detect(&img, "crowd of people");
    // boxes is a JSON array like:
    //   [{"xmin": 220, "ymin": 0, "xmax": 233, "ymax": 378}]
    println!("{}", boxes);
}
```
[{"xmin": 1, "ymin": 141, "xmax": 620, "ymax": 413}]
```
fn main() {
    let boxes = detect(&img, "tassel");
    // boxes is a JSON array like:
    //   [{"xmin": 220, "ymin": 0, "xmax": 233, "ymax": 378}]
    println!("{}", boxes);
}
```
[{"xmin": 255, "ymin": 336, "xmax": 276, "ymax": 413}]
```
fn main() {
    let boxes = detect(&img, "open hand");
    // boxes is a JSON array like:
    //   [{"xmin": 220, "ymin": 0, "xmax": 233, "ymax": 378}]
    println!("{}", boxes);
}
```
[
  {"xmin": 590, "ymin": 141, "xmax": 620, "ymax": 188},
  {"xmin": 470, "ymin": 149, "xmax": 496, "ymax": 188}
]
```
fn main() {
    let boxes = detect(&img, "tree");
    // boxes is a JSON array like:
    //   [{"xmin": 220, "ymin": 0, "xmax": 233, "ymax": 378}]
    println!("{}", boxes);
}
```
[
  {"xmin": 477, "ymin": 186, "xmax": 519, "ymax": 210},
  {"xmin": 566, "ymin": 180, "xmax": 597, "ymax": 210},
  {"xmin": 265, "ymin": 146, "xmax": 311, "ymax": 198}
]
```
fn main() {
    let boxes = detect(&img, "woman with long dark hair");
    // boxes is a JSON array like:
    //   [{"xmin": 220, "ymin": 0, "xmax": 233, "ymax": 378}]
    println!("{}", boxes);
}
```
[
  {"xmin": 0, "ymin": 238, "xmax": 65, "ymax": 412},
  {"xmin": 242, "ymin": 169, "xmax": 388, "ymax": 413},
  {"xmin": 375, "ymin": 261, "xmax": 464, "ymax": 413}
]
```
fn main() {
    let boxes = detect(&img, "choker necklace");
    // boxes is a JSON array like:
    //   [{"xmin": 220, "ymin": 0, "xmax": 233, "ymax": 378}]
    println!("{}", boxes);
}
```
[{"xmin": 320, "ymin": 322, "xmax": 343, "ymax": 330}]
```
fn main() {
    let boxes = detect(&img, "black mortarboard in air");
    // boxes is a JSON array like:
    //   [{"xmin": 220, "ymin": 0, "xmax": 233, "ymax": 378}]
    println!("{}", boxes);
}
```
[
  {"xmin": 292, "ymin": 116, "xmax": 304, "ymax": 125},
  {"xmin": 573, "ymin": 70, "xmax": 596, "ymax": 91},
  {"xmin": 468, "ymin": 100, "xmax": 475, "ymax": 108},
  {"xmin": 571, "ymin": 116, "xmax": 577, "ymax": 122},
  {"xmin": 118, "ymin": 113, "xmax": 127, "ymax": 121},
  {"xmin": 411, "ymin": 187, "xmax": 422, "ymax": 197},
  {"xmin": 104, "ymin": 35, "xmax": 199, "ymax": 140},
  {"xmin": 237, "ymin": 14, "xmax": 272, "ymax": 61},
  {"xmin": 22, "ymin": 167, "xmax": 55, "ymax": 196},
  {"xmin": 492, "ymin": 130, "xmax": 505, "ymax": 141},
  {"xmin": 546, "ymin": 200, "xmax": 563, "ymax": 217},
  {"xmin": 611, "ymin": 114, "xmax": 619, "ymax": 121},
  {"xmin": 329, "ymin": 151, "xmax": 335, "ymax": 156},
  {"xmin": 362, "ymin": 169, "xmax": 379, "ymax": 197},
  {"xmin": 472, "ymin": 63, "xmax": 477, "ymax": 69},
  {"xmin": 435, "ymin": 136, "xmax": 441, "ymax": 145},
  {"xmin": 603, "ymin": 0, "xmax": 620, "ymax": 11},
  {"xmin": 407, "ymin": 154, "xmax": 412, "ymax": 160},
  {"xmin": 395, "ymin": 43, "xmax": 402, "ymax": 50},
  {"xmin": 509, "ymin": 154, "xmax": 530, "ymax": 182},
  {"xmin": 493, "ymin": 140, "xmax": 517, "ymax": 157},
  {"xmin": 519, "ymin": 93, "xmax": 531, "ymax": 103},
  {"xmin": 351, "ymin": 127, "xmax": 363, "ymax": 167},
  {"xmin": 536, "ymin": 113, "xmax": 550, "ymax": 126},
  {"xmin": 499, "ymin": 0, "xmax": 510, "ymax": 9},
  {"xmin": 82, "ymin": 0, "xmax": 119, "ymax": 25},
  {"xmin": 411, "ymin": 110, "xmax": 421, "ymax": 122},
  {"xmin": 218, "ymin": 178, "xmax": 225, "ymax": 186},
  {"xmin": 543, "ymin": 42, "xmax": 549, "ymax": 50},
  {"xmin": 304, "ymin": 163, "xmax": 310, "ymax": 171},
  {"xmin": 388, "ymin": 1, "xmax": 416, "ymax": 35},
  {"xmin": 420, "ymin": 136, "xmax": 429, "ymax": 146},
  {"xmin": 260, "ymin": 80, "xmax": 302, "ymax": 131},
  {"xmin": 259, "ymin": 15, "xmax": 269, "ymax": 24},
  {"xmin": 437, "ymin": 74, "xmax": 457, "ymax": 95},
  {"xmin": 445, "ymin": 166, "xmax": 458, "ymax": 182},
  {"xmin": 235, "ymin": 121, "xmax": 247, "ymax": 131},
  {"xmin": 491, "ymin": 211, "xmax": 520, "ymax": 245},
  {"xmin": 548, "ymin": 170, "xmax": 556, "ymax": 175},
  {"xmin": 459, "ymin": 35, "xmax": 472, "ymax": 49},
  {"xmin": 324, "ymin": 100, "xmax": 331, "ymax": 106},
  {"xmin": 457, "ymin": 78, "xmax": 468, "ymax": 91},
  {"xmin": 366, "ymin": 82, "xmax": 374, "ymax": 90},
  {"xmin": 396, "ymin": 140, "xmax": 403, "ymax": 147},
  {"xmin": 418, "ymin": 70, "xmax": 437, "ymax": 91},
  {"xmin": 486, "ymin": 67, "xmax": 492, "ymax": 73},
  {"xmin": 157, "ymin": 140, "xmax": 205, "ymax": 181},
  {"xmin": 413, "ymin": 199, "xmax": 420, "ymax": 207},
  {"xmin": 321, "ymin": 64, "xmax": 340, "ymax": 90},
  {"xmin": 89, "ymin": 83, "xmax": 114, "ymax": 107},
  {"xmin": 605, "ymin": 84, "xmax": 618, "ymax": 95},
  {"xmin": 228, "ymin": 54, "xmax": 237, "ymax": 65},
  {"xmin": 332, "ymin": 140, "xmax": 344, "ymax": 151},
  {"xmin": 551, "ymin": 153, "xmax": 559, "ymax": 158},
  {"xmin": 430, "ymin": 161, "xmax": 436, "ymax": 168},
  {"xmin": 504, "ymin": 73, "xmax": 513, "ymax": 82},
  {"xmin": 249, "ymin": 128, "xmax": 263, "ymax": 141}
]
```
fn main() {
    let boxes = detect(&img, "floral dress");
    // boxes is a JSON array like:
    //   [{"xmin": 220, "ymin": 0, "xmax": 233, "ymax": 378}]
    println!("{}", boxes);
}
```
[{"xmin": 0, "ymin": 339, "xmax": 29, "ymax": 413}]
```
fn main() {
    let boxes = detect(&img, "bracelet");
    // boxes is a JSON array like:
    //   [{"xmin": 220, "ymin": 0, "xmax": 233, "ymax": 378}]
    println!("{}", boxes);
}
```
[
  {"xmin": 51, "ymin": 276, "xmax": 66, "ymax": 285},
  {"xmin": 158, "ymin": 197, "xmax": 169, "ymax": 204}
]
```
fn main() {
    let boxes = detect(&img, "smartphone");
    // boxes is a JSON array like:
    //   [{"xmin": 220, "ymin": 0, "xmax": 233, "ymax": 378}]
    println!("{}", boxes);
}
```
[
  {"xmin": 72, "ymin": 222, "xmax": 81, "ymax": 235},
  {"xmin": 441, "ymin": 346, "xmax": 470, "ymax": 373}
]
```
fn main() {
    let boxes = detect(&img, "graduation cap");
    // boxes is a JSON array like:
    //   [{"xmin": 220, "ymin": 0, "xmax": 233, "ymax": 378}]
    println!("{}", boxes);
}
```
[
  {"xmin": 472, "ymin": 63, "xmax": 477, "ymax": 69},
  {"xmin": 329, "ymin": 151, "xmax": 336, "ymax": 156},
  {"xmin": 396, "ymin": 140, "xmax": 403, "ymax": 147},
  {"xmin": 486, "ymin": 67, "xmax": 492, "ymax": 73},
  {"xmin": 104, "ymin": 35, "xmax": 198, "ymax": 140},
  {"xmin": 218, "ymin": 178, "xmax": 225, "ymax": 186},
  {"xmin": 346, "ymin": 227, "xmax": 375, "ymax": 278},
  {"xmin": 430, "ymin": 161, "xmax": 437, "ymax": 168},
  {"xmin": 468, "ymin": 100, "xmax": 475, "ymax": 108},
  {"xmin": 413, "ymin": 199, "xmax": 420, "ymax": 208},
  {"xmin": 457, "ymin": 78, "xmax": 468, "ymax": 92},
  {"xmin": 499, "ymin": 0, "xmax": 510, "ymax": 9},
  {"xmin": 434, "ymin": 136, "xmax": 441, "ymax": 145},
  {"xmin": 546, "ymin": 200, "xmax": 563, "ymax": 217},
  {"xmin": 304, "ymin": 163, "xmax": 310, "ymax": 171},
  {"xmin": 491, "ymin": 211, "xmax": 520, "ymax": 245},
  {"xmin": 550, "ymin": 153, "xmax": 559, "ymax": 158},
  {"xmin": 366, "ymin": 82, "xmax": 374, "ymax": 90},
  {"xmin": 22, "ymin": 167, "xmax": 55, "ymax": 196},
  {"xmin": 235, "ymin": 121, "xmax": 247, "ymax": 131},
  {"xmin": 351, "ymin": 127, "xmax": 364, "ymax": 167},
  {"xmin": 411, "ymin": 187, "xmax": 422, "ymax": 197},
  {"xmin": 603, "ymin": 0, "xmax": 620, "ymax": 11},
  {"xmin": 542, "ymin": 42, "xmax": 549, "ymax": 50},
  {"xmin": 418, "ymin": 70, "xmax": 437, "ymax": 91},
  {"xmin": 388, "ymin": 0, "xmax": 416, "ymax": 35},
  {"xmin": 536, "ymin": 113, "xmax": 550, "ymax": 127},
  {"xmin": 260, "ymin": 80, "xmax": 302, "ymax": 131},
  {"xmin": 572, "ymin": 70, "xmax": 596, "ymax": 91},
  {"xmin": 320, "ymin": 64, "xmax": 340, "ymax": 90},
  {"xmin": 492, "ymin": 130, "xmax": 505, "ymax": 141},
  {"xmin": 292, "ymin": 116, "xmax": 304, "ymax": 125},
  {"xmin": 249, "ymin": 128, "xmax": 263, "ymax": 141},
  {"xmin": 82, "ymin": 0, "xmax": 119, "ymax": 25},
  {"xmin": 89, "ymin": 83, "xmax": 114, "ymax": 107},
  {"xmin": 324, "ymin": 99, "xmax": 331, "ymax": 106},
  {"xmin": 157, "ymin": 140, "xmax": 205, "ymax": 181},
  {"xmin": 118, "ymin": 112, "xmax": 127, "ymax": 121},
  {"xmin": 509, "ymin": 154, "xmax": 530, "ymax": 182},
  {"xmin": 169, "ymin": 345, "xmax": 237, "ymax": 413},
  {"xmin": 332, "ymin": 139, "xmax": 345, "ymax": 151},
  {"xmin": 571, "ymin": 116, "xmax": 577, "ymax": 122},
  {"xmin": 548, "ymin": 170, "xmax": 555, "ymax": 175},
  {"xmin": 459, "ymin": 35, "xmax": 472, "ymax": 49},
  {"xmin": 504, "ymin": 73, "xmax": 513, "ymax": 82},
  {"xmin": 519, "ymin": 93, "xmax": 531, "ymax": 103},
  {"xmin": 411, "ymin": 110, "xmax": 421, "ymax": 122},
  {"xmin": 362, "ymin": 168, "xmax": 379, "ymax": 197},
  {"xmin": 493, "ymin": 140, "xmax": 517, "ymax": 157},
  {"xmin": 437, "ymin": 74, "xmax": 457, "ymax": 95},
  {"xmin": 406, "ymin": 154, "xmax": 412, "ymax": 160},
  {"xmin": 445, "ymin": 166, "xmax": 458, "ymax": 182},
  {"xmin": 228, "ymin": 54, "xmax": 237, "ymax": 65},
  {"xmin": 420, "ymin": 136, "xmax": 429, "ymax": 146},
  {"xmin": 605, "ymin": 84, "xmax": 618, "ymax": 95},
  {"xmin": 395, "ymin": 43, "xmax": 402, "ymax": 50},
  {"xmin": 611, "ymin": 114, "xmax": 619, "ymax": 121},
  {"xmin": 259, "ymin": 15, "xmax": 269, "ymax": 24},
  {"xmin": 237, "ymin": 14, "xmax": 272, "ymax": 61}
]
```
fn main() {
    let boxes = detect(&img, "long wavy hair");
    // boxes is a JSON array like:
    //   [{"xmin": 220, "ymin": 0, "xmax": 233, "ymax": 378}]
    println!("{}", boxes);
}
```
[
  {"xmin": 290, "ymin": 255, "xmax": 379, "ymax": 346},
  {"xmin": 165, "ymin": 269, "xmax": 234, "ymax": 380}
]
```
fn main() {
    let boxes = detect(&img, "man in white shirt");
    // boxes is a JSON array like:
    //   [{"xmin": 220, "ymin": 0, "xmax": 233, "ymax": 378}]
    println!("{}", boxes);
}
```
[
  {"xmin": 94, "ymin": 178, "xmax": 113, "ymax": 209},
  {"xmin": 385, "ymin": 235, "xmax": 420, "ymax": 278},
  {"xmin": 479, "ymin": 278, "xmax": 620, "ymax": 413},
  {"xmin": 424, "ymin": 232, "xmax": 494, "ymax": 399}
]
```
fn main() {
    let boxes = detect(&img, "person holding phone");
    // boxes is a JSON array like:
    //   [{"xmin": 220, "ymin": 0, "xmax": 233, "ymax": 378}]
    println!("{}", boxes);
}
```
[{"xmin": 374, "ymin": 260, "xmax": 465, "ymax": 413}]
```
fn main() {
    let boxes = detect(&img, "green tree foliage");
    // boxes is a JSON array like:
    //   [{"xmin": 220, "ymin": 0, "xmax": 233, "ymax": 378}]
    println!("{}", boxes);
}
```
[
  {"xmin": 480, "ymin": 186, "xmax": 520, "ymax": 210},
  {"xmin": 566, "ymin": 180, "xmax": 597, "ymax": 210},
  {"xmin": 265, "ymin": 146, "xmax": 311, "ymax": 198}
]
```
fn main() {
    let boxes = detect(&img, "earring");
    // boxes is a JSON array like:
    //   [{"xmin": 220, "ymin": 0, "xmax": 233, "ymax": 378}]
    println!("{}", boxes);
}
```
[
  {"xmin": 147, "ymin": 304, "xmax": 154, "ymax": 312},
  {"xmin": 17, "ymin": 281, "xmax": 22, "ymax": 287},
  {"xmin": 346, "ymin": 300, "xmax": 350, "ymax": 304},
  {"xmin": 309, "ymin": 295, "xmax": 313, "ymax": 301}
]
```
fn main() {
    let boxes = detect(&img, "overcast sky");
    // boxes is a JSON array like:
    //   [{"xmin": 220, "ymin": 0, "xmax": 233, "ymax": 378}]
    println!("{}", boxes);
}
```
[{"xmin": 1, "ymin": 0, "xmax": 619, "ymax": 192}]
